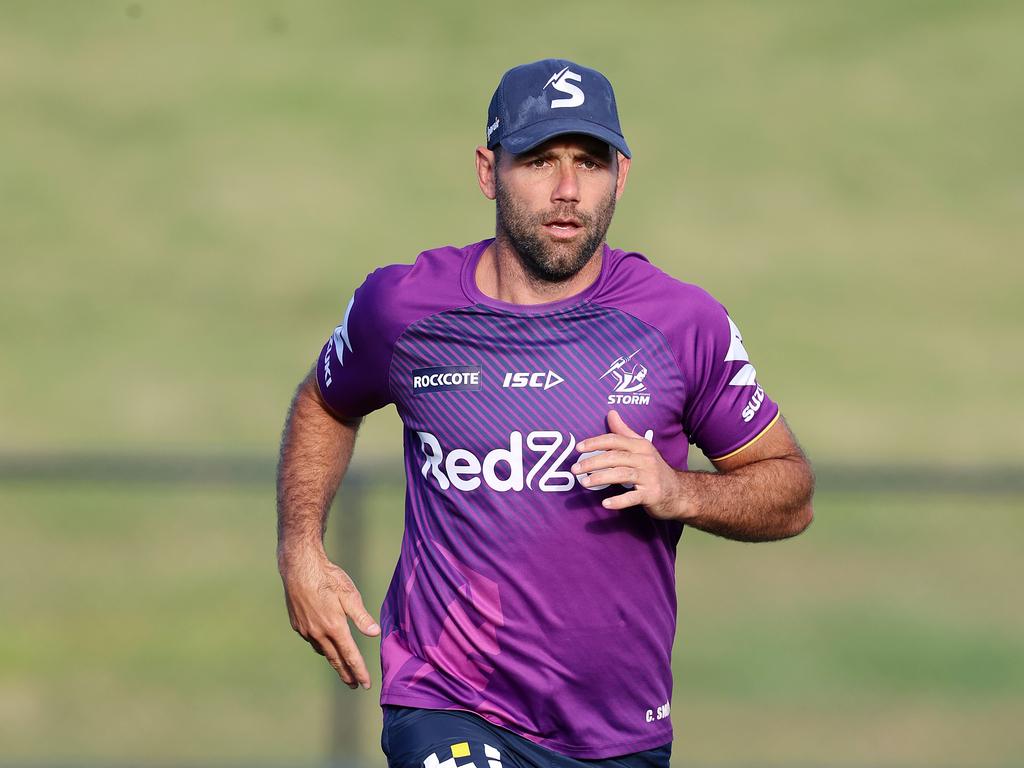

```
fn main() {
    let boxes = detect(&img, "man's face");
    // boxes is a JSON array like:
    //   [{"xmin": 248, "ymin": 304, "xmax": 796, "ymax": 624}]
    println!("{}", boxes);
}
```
[{"xmin": 491, "ymin": 134, "xmax": 626, "ymax": 283}]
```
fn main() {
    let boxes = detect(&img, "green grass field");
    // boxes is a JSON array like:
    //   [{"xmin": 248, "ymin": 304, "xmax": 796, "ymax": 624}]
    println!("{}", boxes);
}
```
[
  {"xmin": 1, "ymin": 1, "xmax": 1022, "ymax": 765},
  {"xmin": 2, "ymin": 480, "xmax": 1021, "ymax": 763},
  {"xmin": 2, "ymin": 0, "xmax": 1021, "ymax": 462}
]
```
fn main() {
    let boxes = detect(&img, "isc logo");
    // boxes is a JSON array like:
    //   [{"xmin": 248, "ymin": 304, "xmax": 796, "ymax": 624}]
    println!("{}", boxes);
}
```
[{"xmin": 502, "ymin": 370, "xmax": 564, "ymax": 391}]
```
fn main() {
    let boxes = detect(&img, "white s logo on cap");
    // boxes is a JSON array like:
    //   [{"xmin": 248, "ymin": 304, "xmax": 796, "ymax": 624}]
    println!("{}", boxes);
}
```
[{"xmin": 544, "ymin": 66, "xmax": 585, "ymax": 109}]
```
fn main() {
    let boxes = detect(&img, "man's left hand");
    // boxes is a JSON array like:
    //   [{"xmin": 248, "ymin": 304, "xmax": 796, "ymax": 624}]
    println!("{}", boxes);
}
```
[{"xmin": 571, "ymin": 409, "xmax": 690, "ymax": 521}]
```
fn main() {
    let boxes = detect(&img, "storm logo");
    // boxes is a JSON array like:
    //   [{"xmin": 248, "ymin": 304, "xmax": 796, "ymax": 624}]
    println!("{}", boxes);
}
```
[{"xmin": 600, "ymin": 349, "xmax": 652, "ymax": 406}]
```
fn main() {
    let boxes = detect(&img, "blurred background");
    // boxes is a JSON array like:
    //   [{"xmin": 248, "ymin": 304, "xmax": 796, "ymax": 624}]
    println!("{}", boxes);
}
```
[{"xmin": 1, "ymin": 1, "xmax": 1021, "ymax": 765}]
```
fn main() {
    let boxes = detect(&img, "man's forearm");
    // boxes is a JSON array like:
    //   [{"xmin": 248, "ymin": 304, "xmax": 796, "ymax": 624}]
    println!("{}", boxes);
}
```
[
  {"xmin": 675, "ymin": 454, "xmax": 814, "ymax": 542},
  {"xmin": 276, "ymin": 371, "xmax": 379, "ymax": 690},
  {"xmin": 276, "ymin": 371, "xmax": 360, "ymax": 565}
]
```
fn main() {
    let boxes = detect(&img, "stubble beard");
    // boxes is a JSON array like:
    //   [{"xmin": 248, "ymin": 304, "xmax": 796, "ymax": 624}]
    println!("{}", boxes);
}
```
[{"xmin": 494, "ymin": 174, "xmax": 617, "ymax": 284}]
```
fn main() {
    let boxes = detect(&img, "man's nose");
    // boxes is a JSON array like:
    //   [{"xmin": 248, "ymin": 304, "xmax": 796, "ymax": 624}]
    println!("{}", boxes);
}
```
[{"xmin": 552, "ymin": 161, "xmax": 580, "ymax": 203}]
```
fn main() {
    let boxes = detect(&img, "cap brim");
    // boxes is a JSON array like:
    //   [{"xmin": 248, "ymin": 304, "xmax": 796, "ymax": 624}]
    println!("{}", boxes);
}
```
[{"xmin": 498, "ymin": 118, "xmax": 631, "ymax": 159}]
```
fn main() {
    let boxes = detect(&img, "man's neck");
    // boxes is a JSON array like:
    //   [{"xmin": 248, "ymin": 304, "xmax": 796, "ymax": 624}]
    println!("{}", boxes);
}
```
[{"xmin": 475, "ymin": 236, "xmax": 604, "ymax": 306}]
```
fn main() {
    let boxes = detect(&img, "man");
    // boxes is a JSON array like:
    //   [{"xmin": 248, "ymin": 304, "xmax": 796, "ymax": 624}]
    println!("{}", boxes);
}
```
[{"xmin": 277, "ymin": 59, "xmax": 814, "ymax": 767}]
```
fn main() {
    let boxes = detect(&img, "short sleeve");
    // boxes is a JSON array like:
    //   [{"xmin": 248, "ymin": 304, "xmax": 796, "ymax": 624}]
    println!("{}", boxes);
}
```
[
  {"xmin": 314, "ymin": 271, "xmax": 395, "ymax": 418},
  {"xmin": 681, "ymin": 301, "xmax": 781, "ymax": 461}
]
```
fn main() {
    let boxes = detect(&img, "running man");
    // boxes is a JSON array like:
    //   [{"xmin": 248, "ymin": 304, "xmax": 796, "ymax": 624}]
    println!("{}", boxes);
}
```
[{"xmin": 277, "ymin": 59, "xmax": 814, "ymax": 767}]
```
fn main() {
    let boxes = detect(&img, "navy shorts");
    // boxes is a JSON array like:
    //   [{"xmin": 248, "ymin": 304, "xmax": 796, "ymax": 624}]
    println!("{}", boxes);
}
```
[{"xmin": 381, "ymin": 705, "xmax": 671, "ymax": 768}]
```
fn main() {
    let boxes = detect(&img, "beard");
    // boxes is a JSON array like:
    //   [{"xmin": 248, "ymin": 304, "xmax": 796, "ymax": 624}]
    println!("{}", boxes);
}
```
[{"xmin": 494, "ymin": 175, "xmax": 617, "ymax": 284}]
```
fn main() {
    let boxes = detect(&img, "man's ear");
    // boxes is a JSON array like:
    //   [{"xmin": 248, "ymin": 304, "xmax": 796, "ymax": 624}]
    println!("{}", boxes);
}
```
[
  {"xmin": 476, "ymin": 146, "xmax": 497, "ymax": 201},
  {"xmin": 614, "ymin": 152, "xmax": 631, "ymax": 201}
]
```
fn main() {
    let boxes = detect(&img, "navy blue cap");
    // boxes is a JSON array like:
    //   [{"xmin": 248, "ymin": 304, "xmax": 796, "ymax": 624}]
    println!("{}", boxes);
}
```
[{"xmin": 486, "ymin": 59, "xmax": 631, "ymax": 158}]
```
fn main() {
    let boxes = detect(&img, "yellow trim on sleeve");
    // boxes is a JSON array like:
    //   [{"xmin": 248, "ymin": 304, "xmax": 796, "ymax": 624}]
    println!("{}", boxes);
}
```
[{"xmin": 710, "ymin": 411, "xmax": 781, "ymax": 462}]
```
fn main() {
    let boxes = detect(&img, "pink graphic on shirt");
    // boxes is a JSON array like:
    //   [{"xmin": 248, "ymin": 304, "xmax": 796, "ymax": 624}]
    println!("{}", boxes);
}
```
[{"xmin": 409, "ymin": 540, "xmax": 504, "ymax": 691}]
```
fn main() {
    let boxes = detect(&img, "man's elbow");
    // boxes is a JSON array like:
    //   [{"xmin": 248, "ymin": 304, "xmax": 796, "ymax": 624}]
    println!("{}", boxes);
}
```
[
  {"xmin": 789, "ymin": 501, "xmax": 814, "ymax": 537},
  {"xmin": 788, "ymin": 460, "xmax": 815, "ymax": 537},
  {"xmin": 776, "ymin": 456, "xmax": 814, "ymax": 538}
]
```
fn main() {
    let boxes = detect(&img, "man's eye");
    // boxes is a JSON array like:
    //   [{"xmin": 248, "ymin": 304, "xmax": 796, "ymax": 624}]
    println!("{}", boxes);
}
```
[
  {"xmin": 530, "ymin": 158, "xmax": 547, "ymax": 168},
  {"xmin": 580, "ymin": 159, "xmax": 599, "ymax": 170}
]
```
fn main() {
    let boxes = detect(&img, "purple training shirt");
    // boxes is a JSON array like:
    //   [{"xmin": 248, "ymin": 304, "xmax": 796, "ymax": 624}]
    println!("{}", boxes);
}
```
[{"xmin": 314, "ymin": 238, "xmax": 780, "ymax": 758}]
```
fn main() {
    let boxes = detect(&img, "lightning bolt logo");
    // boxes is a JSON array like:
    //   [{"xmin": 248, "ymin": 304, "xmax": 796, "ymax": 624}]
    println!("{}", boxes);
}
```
[{"xmin": 543, "ymin": 66, "xmax": 570, "ymax": 90}]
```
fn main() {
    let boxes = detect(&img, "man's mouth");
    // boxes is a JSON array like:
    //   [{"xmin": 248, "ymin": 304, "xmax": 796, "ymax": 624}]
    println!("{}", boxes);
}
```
[{"xmin": 543, "ymin": 217, "xmax": 583, "ymax": 236}]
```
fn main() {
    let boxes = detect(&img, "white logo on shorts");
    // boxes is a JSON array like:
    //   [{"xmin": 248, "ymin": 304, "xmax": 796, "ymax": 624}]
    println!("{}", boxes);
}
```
[{"xmin": 422, "ymin": 742, "xmax": 503, "ymax": 768}]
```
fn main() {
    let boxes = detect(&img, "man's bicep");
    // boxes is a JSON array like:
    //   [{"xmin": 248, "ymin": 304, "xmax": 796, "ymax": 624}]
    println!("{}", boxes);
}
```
[
  {"xmin": 710, "ymin": 415, "xmax": 805, "ymax": 473},
  {"xmin": 304, "ymin": 367, "xmax": 363, "ymax": 428}
]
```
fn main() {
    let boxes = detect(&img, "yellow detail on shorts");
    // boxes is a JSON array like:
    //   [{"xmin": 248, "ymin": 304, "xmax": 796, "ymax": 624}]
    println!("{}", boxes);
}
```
[
  {"xmin": 451, "ymin": 742, "xmax": 470, "ymax": 758},
  {"xmin": 711, "ymin": 411, "xmax": 781, "ymax": 462}
]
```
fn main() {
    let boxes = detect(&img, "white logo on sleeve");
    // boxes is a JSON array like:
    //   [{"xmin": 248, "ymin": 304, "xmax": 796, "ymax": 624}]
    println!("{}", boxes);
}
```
[
  {"xmin": 724, "ymin": 316, "xmax": 765, "ymax": 422},
  {"xmin": 725, "ymin": 316, "xmax": 757, "ymax": 386},
  {"xmin": 332, "ymin": 296, "xmax": 355, "ymax": 365},
  {"xmin": 544, "ymin": 66, "xmax": 585, "ymax": 109},
  {"xmin": 323, "ymin": 295, "xmax": 355, "ymax": 388}
]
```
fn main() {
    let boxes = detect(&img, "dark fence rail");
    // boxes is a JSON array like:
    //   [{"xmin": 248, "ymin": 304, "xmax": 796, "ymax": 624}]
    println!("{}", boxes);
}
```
[{"xmin": 1, "ymin": 453, "xmax": 1021, "ymax": 495}]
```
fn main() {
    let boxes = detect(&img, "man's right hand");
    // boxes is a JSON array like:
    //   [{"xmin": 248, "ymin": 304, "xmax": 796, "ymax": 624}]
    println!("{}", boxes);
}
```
[{"xmin": 278, "ymin": 551, "xmax": 381, "ymax": 690}]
